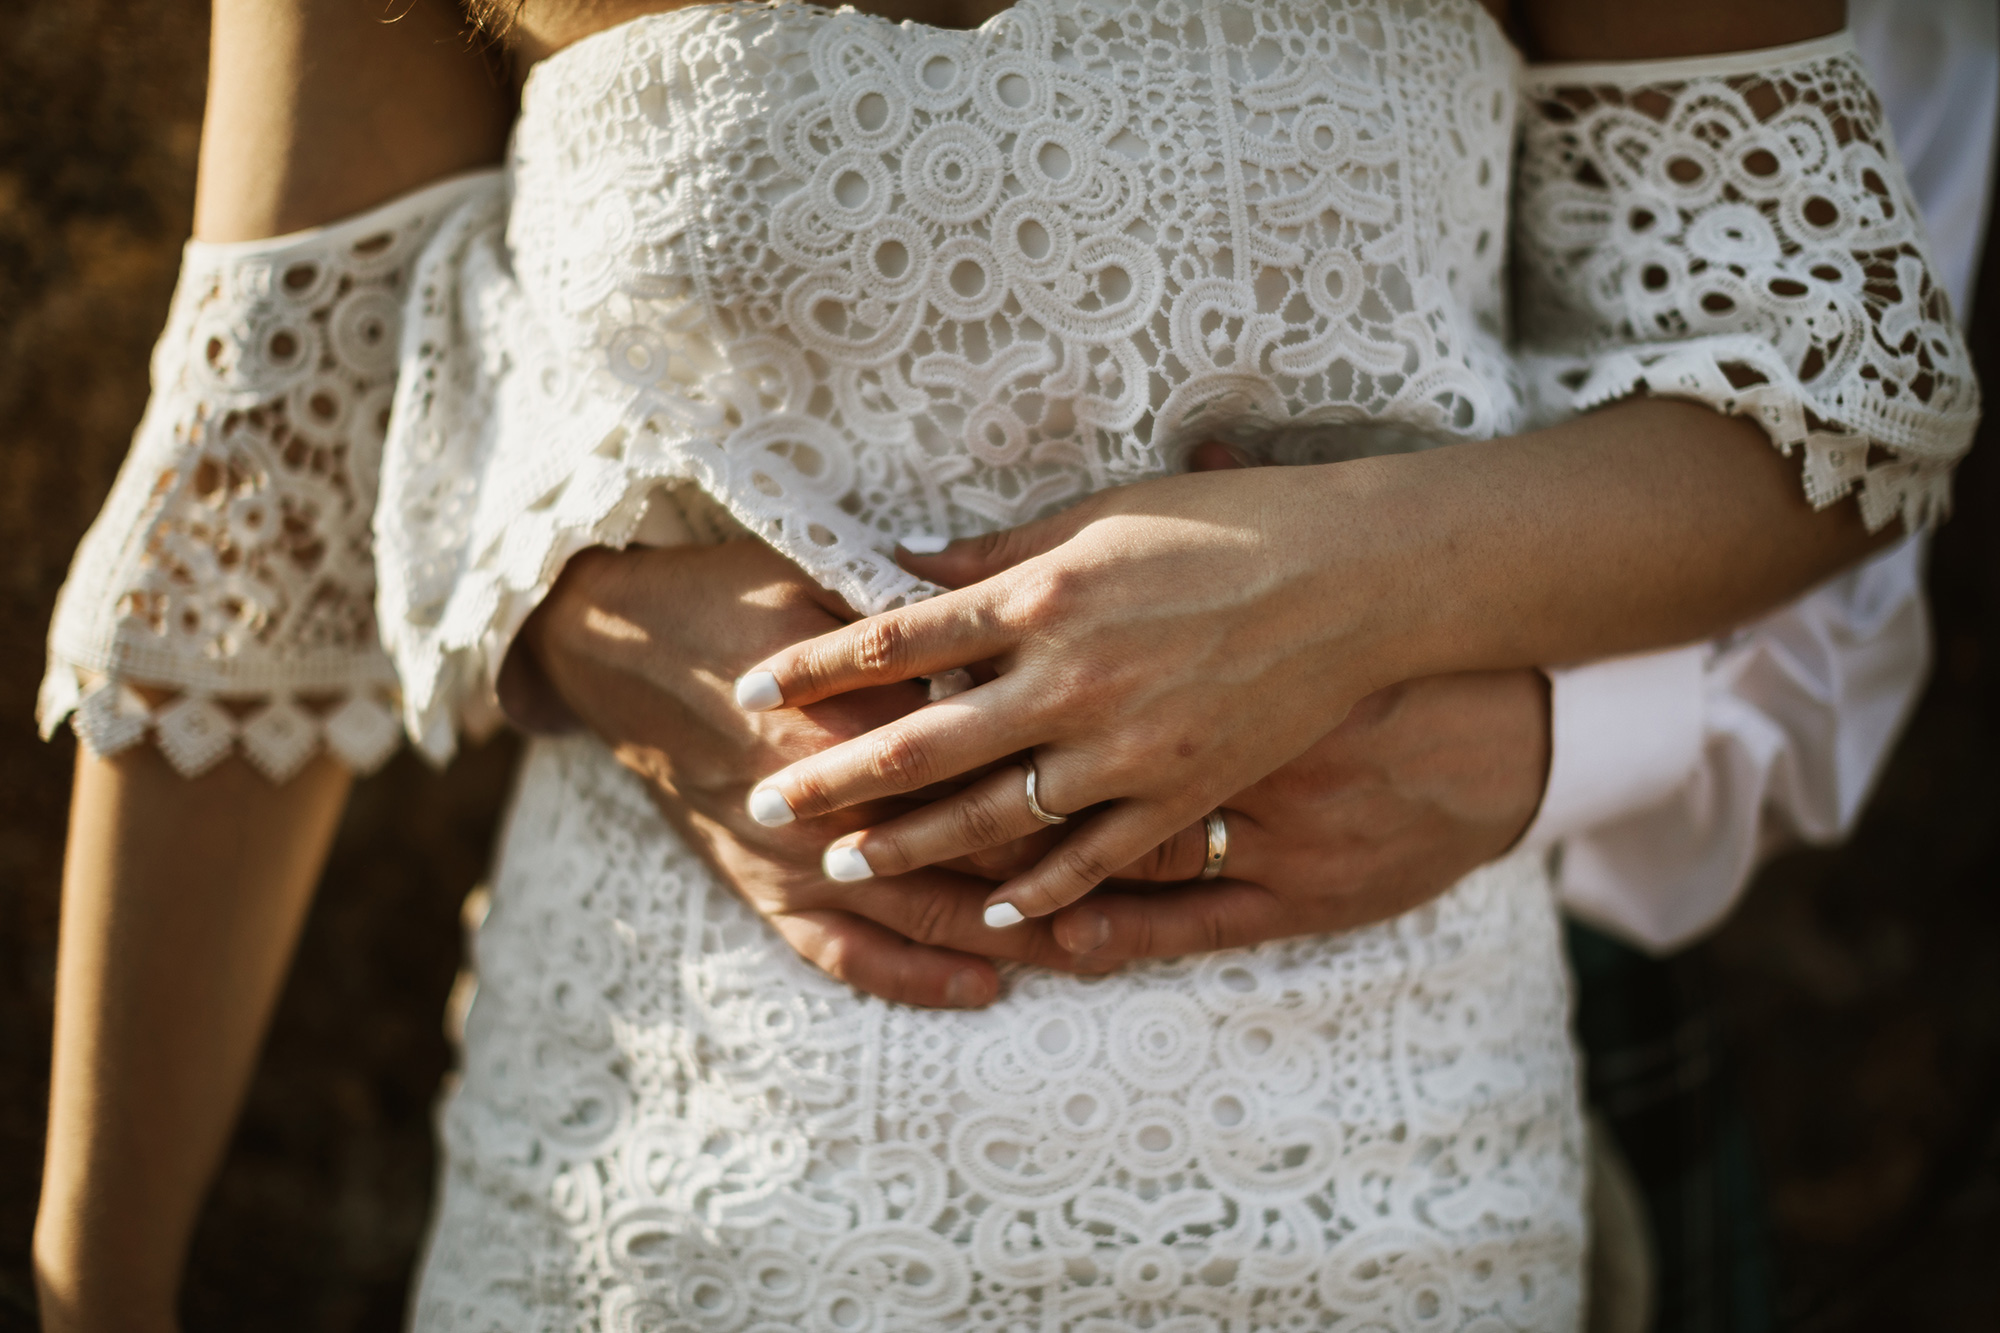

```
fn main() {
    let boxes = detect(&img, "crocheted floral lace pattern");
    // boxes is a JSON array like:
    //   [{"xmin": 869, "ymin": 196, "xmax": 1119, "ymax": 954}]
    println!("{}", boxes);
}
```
[
  {"xmin": 37, "ymin": 176, "xmax": 493, "ymax": 778},
  {"xmin": 412, "ymin": 736, "xmax": 1586, "ymax": 1332},
  {"xmin": 375, "ymin": 0, "xmax": 1525, "ymax": 757},
  {"xmin": 1516, "ymin": 35, "xmax": 1980, "ymax": 532}
]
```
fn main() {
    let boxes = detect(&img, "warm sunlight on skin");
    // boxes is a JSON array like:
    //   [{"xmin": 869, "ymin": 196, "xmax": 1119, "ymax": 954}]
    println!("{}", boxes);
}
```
[{"xmin": 40, "ymin": 1, "xmax": 1887, "ymax": 1327}]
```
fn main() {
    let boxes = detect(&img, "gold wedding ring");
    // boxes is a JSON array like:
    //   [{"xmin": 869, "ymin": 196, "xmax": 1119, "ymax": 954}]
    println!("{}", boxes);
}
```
[
  {"xmin": 1200, "ymin": 810, "xmax": 1228, "ymax": 879},
  {"xmin": 1022, "ymin": 757, "xmax": 1069, "ymax": 825}
]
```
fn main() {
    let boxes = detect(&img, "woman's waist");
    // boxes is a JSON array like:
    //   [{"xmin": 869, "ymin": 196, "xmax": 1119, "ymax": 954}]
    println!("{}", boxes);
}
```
[
  {"xmin": 494, "ymin": 730, "xmax": 1563, "ymax": 1001},
  {"xmin": 458, "ymin": 738, "xmax": 1578, "ymax": 1252}
]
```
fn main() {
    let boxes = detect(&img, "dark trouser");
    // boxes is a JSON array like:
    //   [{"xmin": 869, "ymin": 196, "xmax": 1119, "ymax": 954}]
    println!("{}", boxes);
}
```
[{"xmin": 1568, "ymin": 920, "xmax": 1775, "ymax": 1333}]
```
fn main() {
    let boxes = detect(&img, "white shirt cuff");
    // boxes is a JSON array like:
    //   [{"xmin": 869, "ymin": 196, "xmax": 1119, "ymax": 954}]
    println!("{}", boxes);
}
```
[{"xmin": 1520, "ymin": 645, "xmax": 1709, "ymax": 853}]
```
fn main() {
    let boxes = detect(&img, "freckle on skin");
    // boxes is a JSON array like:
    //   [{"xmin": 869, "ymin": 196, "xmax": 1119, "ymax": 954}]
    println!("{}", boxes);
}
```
[{"xmin": 1177, "ymin": 740, "xmax": 1196, "ymax": 758}]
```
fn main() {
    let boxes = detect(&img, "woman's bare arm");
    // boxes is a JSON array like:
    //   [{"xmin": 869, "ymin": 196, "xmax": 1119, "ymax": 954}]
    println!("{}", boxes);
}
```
[
  {"xmin": 35, "ymin": 754, "xmax": 349, "ymax": 1331},
  {"xmin": 734, "ymin": 397, "xmax": 1889, "ymax": 919},
  {"xmin": 729, "ymin": 0, "xmax": 1971, "ymax": 926},
  {"xmin": 35, "ymin": 5, "xmax": 509, "ymax": 1327}
]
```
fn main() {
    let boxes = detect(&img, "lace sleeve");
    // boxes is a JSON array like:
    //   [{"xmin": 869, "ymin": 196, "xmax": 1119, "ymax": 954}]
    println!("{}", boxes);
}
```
[
  {"xmin": 1514, "ymin": 32, "xmax": 1980, "ymax": 532},
  {"xmin": 36, "ymin": 173, "xmax": 500, "ymax": 781}
]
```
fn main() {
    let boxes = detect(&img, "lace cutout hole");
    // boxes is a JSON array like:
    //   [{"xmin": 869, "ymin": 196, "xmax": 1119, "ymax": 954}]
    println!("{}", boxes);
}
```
[
  {"xmin": 1665, "ymin": 155, "xmax": 1705, "ymax": 185},
  {"xmin": 834, "ymin": 170, "xmax": 871, "ymax": 210},
  {"xmin": 949, "ymin": 259, "xmax": 986, "ymax": 297}
]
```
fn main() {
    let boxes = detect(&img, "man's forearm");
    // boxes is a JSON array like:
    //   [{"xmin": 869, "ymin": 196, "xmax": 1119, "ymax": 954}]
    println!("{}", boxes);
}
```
[{"xmin": 35, "ymin": 750, "xmax": 349, "ymax": 1330}]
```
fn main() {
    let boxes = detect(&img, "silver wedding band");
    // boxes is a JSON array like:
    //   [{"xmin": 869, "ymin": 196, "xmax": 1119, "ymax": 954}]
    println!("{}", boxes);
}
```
[
  {"xmin": 1200, "ymin": 809, "xmax": 1229, "ymax": 879},
  {"xmin": 1022, "ymin": 757, "xmax": 1069, "ymax": 825}
]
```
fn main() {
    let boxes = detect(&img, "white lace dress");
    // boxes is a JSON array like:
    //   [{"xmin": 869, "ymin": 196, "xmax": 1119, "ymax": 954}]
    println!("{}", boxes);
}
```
[{"xmin": 39, "ymin": 3, "xmax": 1976, "ymax": 1329}]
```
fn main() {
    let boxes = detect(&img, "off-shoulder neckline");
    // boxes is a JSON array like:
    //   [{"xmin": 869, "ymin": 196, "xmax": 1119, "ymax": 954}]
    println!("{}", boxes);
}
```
[{"xmin": 529, "ymin": 0, "xmax": 1519, "ymax": 86}]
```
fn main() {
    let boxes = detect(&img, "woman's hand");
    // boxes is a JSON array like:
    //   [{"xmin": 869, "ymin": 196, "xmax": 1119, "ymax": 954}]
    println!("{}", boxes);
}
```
[
  {"xmin": 733, "ymin": 398, "xmax": 1885, "ymax": 928},
  {"xmin": 512, "ymin": 540, "xmax": 1104, "ymax": 1007},
  {"xmin": 732, "ymin": 462, "xmax": 1399, "ymax": 925}
]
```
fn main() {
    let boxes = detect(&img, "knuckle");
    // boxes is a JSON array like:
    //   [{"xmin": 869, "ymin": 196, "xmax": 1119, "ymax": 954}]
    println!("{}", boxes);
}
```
[
  {"xmin": 1053, "ymin": 843, "xmax": 1118, "ymax": 895},
  {"xmin": 856, "ymin": 831, "xmax": 904, "ymax": 877},
  {"xmin": 884, "ymin": 958, "xmax": 930, "ymax": 1008},
  {"xmin": 853, "ymin": 616, "xmax": 912, "ymax": 678},
  {"xmin": 951, "ymin": 791, "xmax": 1015, "ymax": 851},
  {"xmin": 1127, "ymin": 839, "xmax": 1172, "ymax": 881},
  {"xmin": 904, "ymin": 891, "xmax": 957, "ymax": 948},
  {"xmin": 867, "ymin": 727, "xmax": 935, "ymax": 791},
  {"xmin": 1004, "ymin": 566, "xmax": 1076, "ymax": 628},
  {"xmin": 792, "ymin": 647, "xmax": 835, "ymax": 699},
  {"xmin": 1157, "ymin": 824, "xmax": 1200, "ymax": 879},
  {"xmin": 1054, "ymin": 653, "xmax": 1121, "ymax": 713},
  {"xmin": 1198, "ymin": 906, "xmax": 1230, "ymax": 954},
  {"xmin": 1096, "ymin": 747, "xmax": 1147, "ymax": 793},
  {"xmin": 811, "ymin": 928, "xmax": 858, "ymax": 983},
  {"xmin": 785, "ymin": 768, "xmax": 834, "ymax": 816},
  {"xmin": 1263, "ymin": 750, "xmax": 1344, "ymax": 805},
  {"xmin": 1131, "ymin": 909, "xmax": 1157, "ymax": 959},
  {"xmin": 553, "ymin": 546, "xmax": 622, "ymax": 609}
]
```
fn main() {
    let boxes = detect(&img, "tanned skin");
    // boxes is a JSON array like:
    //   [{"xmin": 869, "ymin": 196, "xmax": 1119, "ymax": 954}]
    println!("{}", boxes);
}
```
[{"xmin": 38, "ymin": 4, "xmax": 1858, "ymax": 1329}]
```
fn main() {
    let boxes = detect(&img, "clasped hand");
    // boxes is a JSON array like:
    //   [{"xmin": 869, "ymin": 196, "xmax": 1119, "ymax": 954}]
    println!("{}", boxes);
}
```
[{"xmin": 516, "ymin": 461, "xmax": 1549, "ymax": 1007}]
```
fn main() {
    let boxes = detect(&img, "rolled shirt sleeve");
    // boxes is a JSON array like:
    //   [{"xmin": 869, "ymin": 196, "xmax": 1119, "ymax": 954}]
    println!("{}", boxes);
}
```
[
  {"xmin": 1543, "ymin": 538, "xmax": 1930, "ymax": 952},
  {"xmin": 1521, "ymin": 647, "xmax": 1708, "ymax": 857}
]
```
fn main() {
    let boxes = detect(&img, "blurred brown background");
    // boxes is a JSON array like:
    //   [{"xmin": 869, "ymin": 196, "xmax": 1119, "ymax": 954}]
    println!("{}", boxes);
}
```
[{"xmin": 2, "ymin": 2, "xmax": 1996, "ymax": 1329}]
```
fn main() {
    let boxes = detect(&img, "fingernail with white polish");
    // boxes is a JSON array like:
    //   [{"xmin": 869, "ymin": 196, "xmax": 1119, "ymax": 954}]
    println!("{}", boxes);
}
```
[
  {"xmin": 734, "ymin": 671, "xmax": 783, "ymax": 712},
  {"xmin": 823, "ymin": 843, "xmax": 874, "ymax": 882},
  {"xmin": 748, "ymin": 786, "xmax": 796, "ymax": 827},
  {"xmin": 983, "ymin": 901, "xmax": 1025, "ymax": 929},
  {"xmin": 900, "ymin": 533, "xmax": 952, "ymax": 555}
]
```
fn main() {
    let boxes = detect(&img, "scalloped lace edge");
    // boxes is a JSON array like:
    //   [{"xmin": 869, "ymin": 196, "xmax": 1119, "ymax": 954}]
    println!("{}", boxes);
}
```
[
  {"xmin": 1529, "ymin": 336, "xmax": 1972, "ymax": 535},
  {"xmin": 37, "ymin": 661, "xmax": 404, "ymax": 782},
  {"xmin": 391, "ymin": 449, "xmax": 749, "ymax": 767}
]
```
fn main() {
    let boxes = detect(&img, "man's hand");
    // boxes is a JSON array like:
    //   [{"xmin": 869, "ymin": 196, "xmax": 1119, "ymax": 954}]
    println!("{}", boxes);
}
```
[
  {"xmin": 509, "ymin": 539, "xmax": 1097, "ymax": 1008},
  {"xmin": 1055, "ymin": 669, "xmax": 1552, "ymax": 959},
  {"xmin": 824, "ymin": 663, "xmax": 1554, "ymax": 959}
]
